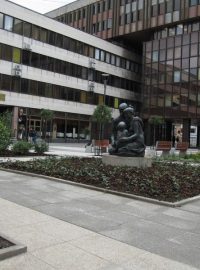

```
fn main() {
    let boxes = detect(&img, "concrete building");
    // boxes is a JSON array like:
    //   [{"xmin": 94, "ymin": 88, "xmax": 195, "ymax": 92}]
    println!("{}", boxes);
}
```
[
  {"xmin": 47, "ymin": 0, "xmax": 200, "ymax": 146},
  {"xmin": 0, "ymin": 0, "xmax": 141, "ymax": 141}
]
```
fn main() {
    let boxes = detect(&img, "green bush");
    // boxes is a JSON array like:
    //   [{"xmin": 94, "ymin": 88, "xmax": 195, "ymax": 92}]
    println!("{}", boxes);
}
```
[
  {"xmin": 184, "ymin": 152, "xmax": 200, "ymax": 161},
  {"xmin": 34, "ymin": 141, "xmax": 49, "ymax": 154},
  {"xmin": 12, "ymin": 141, "xmax": 32, "ymax": 155},
  {"xmin": 0, "ymin": 120, "xmax": 11, "ymax": 152}
]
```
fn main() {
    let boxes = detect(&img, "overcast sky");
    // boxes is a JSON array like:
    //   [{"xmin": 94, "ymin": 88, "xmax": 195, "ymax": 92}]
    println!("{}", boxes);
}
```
[{"xmin": 10, "ymin": 0, "xmax": 75, "ymax": 14}]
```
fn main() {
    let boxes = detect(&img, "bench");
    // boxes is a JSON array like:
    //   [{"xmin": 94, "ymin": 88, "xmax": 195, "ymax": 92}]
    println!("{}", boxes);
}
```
[
  {"xmin": 155, "ymin": 141, "xmax": 172, "ymax": 156},
  {"xmin": 94, "ymin": 139, "xmax": 109, "ymax": 155},
  {"xmin": 175, "ymin": 142, "xmax": 189, "ymax": 156}
]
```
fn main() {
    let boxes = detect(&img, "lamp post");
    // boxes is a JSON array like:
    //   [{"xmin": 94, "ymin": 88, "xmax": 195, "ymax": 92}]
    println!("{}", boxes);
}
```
[
  {"xmin": 102, "ymin": 73, "xmax": 109, "ymax": 105},
  {"xmin": 100, "ymin": 73, "xmax": 109, "ymax": 146}
]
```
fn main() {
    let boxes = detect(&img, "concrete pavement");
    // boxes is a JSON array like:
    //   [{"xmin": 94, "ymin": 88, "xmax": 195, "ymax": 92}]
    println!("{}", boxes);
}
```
[{"xmin": 0, "ymin": 169, "xmax": 200, "ymax": 269}]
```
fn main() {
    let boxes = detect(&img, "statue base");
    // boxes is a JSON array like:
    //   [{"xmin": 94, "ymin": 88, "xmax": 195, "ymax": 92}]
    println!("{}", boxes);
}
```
[{"xmin": 102, "ymin": 154, "xmax": 152, "ymax": 168}]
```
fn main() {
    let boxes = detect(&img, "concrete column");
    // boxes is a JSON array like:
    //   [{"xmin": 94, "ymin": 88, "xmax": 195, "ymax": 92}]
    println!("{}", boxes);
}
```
[
  {"xmin": 182, "ymin": 119, "xmax": 191, "ymax": 142},
  {"xmin": 11, "ymin": 106, "xmax": 18, "ymax": 138},
  {"xmin": 197, "ymin": 124, "xmax": 200, "ymax": 148},
  {"xmin": 165, "ymin": 120, "xmax": 172, "ymax": 141}
]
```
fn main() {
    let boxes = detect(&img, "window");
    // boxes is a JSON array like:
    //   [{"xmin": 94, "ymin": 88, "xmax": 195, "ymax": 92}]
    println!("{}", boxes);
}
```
[
  {"xmin": 0, "ymin": 13, "xmax": 3, "ymax": 28},
  {"xmin": 174, "ymin": 47, "xmax": 181, "ymax": 59},
  {"xmin": 32, "ymin": 25, "xmax": 40, "ymax": 40},
  {"xmin": 13, "ymin": 18, "xmax": 23, "ymax": 35},
  {"xmin": 13, "ymin": 48, "xmax": 21, "ymax": 63},
  {"xmin": 176, "ymin": 24, "xmax": 183, "ymax": 35},
  {"xmin": 106, "ymin": 52, "xmax": 110, "ymax": 63},
  {"xmin": 107, "ymin": 18, "xmax": 112, "ymax": 29},
  {"xmin": 23, "ymin": 22, "xmax": 32, "ymax": 38},
  {"xmin": 108, "ymin": 0, "xmax": 113, "ymax": 9},
  {"xmin": 116, "ymin": 56, "xmax": 120, "ymax": 67},
  {"xmin": 103, "ymin": 20, "xmax": 107, "ymax": 30},
  {"xmin": 95, "ymin": 48, "xmax": 100, "ymax": 60},
  {"xmin": 40, "ymin": 28, "xmax": 48, "ymax": 43},
  {"xmin": 4, "ymin": 15, "xmax": 13, "ymax": 31},
  {"xmin": 111, "ymin": 54, "xmax": 115, "ymax": 65},
  {"xmin": 83, "ymin": 9, "xmax": 86, "ymax": 18},
  {"xmin": 174, "ymin": 0, "xmax": 180, "ymax": 11},
  {"xmin": 125, "ymin": 13, "xmax": 131, "ymax": 24},
  {"xmin": 189, "ymin": 0, "xmax": 198, "ymax": 6},
  {"xmin": 92, "ymin": 23, "xmax": 96, "ymax": 34},
  {"xmin": 152, "ymin": 51, "xmax": 158, "ymax": 62},
  {"xmin": 125, "ymin": 3, "xmax": 131, "ymax": 13},
  {"xmin": 151, "ymin": 5, "xmax": 157, "ymax": 17},
  {"xmin": 138, "ymin": 0, "xmax": 143, "ymax": 10},
  {"xmin": 165, "ymin": 13, "xmax": 172, "ymax": 23},
  {"xmin": 174, "ymin": 71, "xmax": 181, "ymax": 82},
  {"xmin": 2, "ymin": 44, "xmax": 12, "ymax": 61},
  {"xmin": 97, "ymin": 22, "xmax": 102, "ymax": 32},
  {"xmin": 100, "ymin": 50, "xmax": 105, "ymax": 61}
]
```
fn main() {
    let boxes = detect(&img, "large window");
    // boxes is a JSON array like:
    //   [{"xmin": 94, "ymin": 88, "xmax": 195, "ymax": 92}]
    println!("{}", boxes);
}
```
[
  {"xmin": 13, "ymin": 18, "xmax": 23, "ymax": 35},
  {"xmin": 4, "ymin": 15, "xmax": 13, "ymax": 31},
  {"xmin": 13, "ymin": 47, "xmax": 21, "ymax": 63}
]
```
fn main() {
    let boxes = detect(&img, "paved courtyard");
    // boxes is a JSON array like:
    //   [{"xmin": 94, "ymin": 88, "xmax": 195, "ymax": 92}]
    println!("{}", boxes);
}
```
[{"xmin": 0, "ymin": 167, "xmax": 200, "ymax": 269}]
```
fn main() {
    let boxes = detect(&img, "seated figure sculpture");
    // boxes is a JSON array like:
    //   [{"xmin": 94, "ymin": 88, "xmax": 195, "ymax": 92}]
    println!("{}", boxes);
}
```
[{"xmin": 109, "ymin": 106, "xmax": 145, "ymax": 157}]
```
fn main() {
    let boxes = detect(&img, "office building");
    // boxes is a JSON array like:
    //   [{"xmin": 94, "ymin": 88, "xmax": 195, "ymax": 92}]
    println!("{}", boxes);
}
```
[
  {"xmin": 0, "ymin": 0, "xmax": 141, "ymax": 141},
  {"xmin": 47, "ymin": 0, "xmax": 200, "ymax": 146}
]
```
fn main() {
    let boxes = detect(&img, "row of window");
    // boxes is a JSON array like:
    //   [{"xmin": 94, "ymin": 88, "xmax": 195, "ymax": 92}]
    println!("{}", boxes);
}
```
[
  {"xmin": 151, "ymin": 0, "xmax": 180, "ymax": 17},
  {"xmin": 0, "ymin": 13, "xmax": 140, "ymax": 72},
  {"xmin": 120, "ymin": 0, "xmax": 144, "ymax": 10},
  {"xmin": 92, "ymin": 19, "xmax": 112, "ymax": 33},
  {"xmin": 145, "ymin": 67, "xmax": 200, "ymax": 83},
  {"xmin": 144, "ymin": 84, "xmax": 200, "ymax": 109},
  {"xmin": 0, "ymin": 73, "xmax": 134, "ymax": 108},
  {"xmin": 121, "ymin": 0, "xmax": 200, "ymax": 25},
  {"xmin": 57, "ymin": 0, "xmax": 113, "ymax": 24},
  {"xmin": 154, "ymin": 22, "xmax": 200, "ymax": 40},
  {"xmin": 147, "ymin": 31, "xmax": 200, "ymax": 52},
  {"xmin": 0, "ymin": 43, "xmax": 140, "ymax": 92}
]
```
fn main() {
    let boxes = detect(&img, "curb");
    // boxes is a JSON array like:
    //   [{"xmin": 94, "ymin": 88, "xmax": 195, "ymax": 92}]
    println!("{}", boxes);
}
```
[
  {"xmin": 0, "ymin": 233, "xmax": 27, "ymax": 261},
  {"xmin": 0, "ymin": 167, "xmax": 200, "ymax": 207}
]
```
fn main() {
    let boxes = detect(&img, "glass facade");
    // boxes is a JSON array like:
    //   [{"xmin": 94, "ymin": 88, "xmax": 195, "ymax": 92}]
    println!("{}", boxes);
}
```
[{"xmin": 143, "ymin": 31, "xmax": 200, "ymax": 121}]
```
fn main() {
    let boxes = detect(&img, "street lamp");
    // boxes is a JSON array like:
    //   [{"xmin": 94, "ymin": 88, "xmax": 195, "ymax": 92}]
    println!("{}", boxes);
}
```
[
  {"xmin": 102, "ymin": 73, "xmax": 109, "ymax": 105},
  {"xmin": 100, "ymin": 73, "xmax": 109, "ymax": 148}
]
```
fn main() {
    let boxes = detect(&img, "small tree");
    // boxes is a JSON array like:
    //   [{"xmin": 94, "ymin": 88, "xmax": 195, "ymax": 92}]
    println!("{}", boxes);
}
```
[
  {"xmin": 0, "ymin": 111, "xmax": 12, "ymax": 152},
  {"xmin": 40, "ymin": 109, "xmax": 54, "ymax": 141},
  {"xmin": 148, "ymin": 115, "xmax": 164, "ymax": 148},
  {"xmin": 92, "ymin": 104, "xmax": 112, "ymax": 141}
]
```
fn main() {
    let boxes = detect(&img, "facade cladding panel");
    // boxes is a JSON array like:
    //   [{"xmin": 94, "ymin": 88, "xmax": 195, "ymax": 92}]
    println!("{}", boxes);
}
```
[
  {"xmin": 0, "ymin": 0, "xmax": 141, "ymax": 141},
  {"xmin": 46, "ymin": 0, "xmax": 200, "ymax": 145}
]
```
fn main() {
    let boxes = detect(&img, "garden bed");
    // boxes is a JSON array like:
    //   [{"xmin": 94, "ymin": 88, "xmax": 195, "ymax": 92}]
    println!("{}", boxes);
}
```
[
  {"xmin": 0, "ymin": 150, "xmax": 48, "ymax": 157},
  {"xmin": 1, "ymin": 157, "xmax": 200, "ymax": 202}
]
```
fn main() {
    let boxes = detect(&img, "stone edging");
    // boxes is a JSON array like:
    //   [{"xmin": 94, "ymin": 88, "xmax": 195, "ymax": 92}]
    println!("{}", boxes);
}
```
[
  {"xmin": 0, "ymin": 233, "xmax": 27, "ymax": 261},
  {"xmin": 0, "ymin": 167, "xmax": 200, "ymax": 207}
]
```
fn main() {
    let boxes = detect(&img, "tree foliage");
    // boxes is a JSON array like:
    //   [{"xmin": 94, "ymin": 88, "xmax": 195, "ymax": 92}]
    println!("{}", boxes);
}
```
[
  {"xmin": 92, "ymin": 105, "xmax": 112, "ymax": 124},
  {"xmin": 0, "ymin": 111, "xmax": 12, "ymax": 152}
]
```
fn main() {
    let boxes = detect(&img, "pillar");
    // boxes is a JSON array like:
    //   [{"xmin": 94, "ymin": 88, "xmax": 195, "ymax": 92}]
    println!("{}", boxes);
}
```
[
  {"xmin": 11, "ymin": 106, "xmax": 18, "ymax": 138},
  {"xmin": 182, "ymin": 119, "xmax": 191, "ymax": 142}
]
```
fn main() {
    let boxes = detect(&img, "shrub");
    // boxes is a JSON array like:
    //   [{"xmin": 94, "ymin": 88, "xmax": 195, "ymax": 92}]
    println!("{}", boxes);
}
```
[
  {"xmin": 34, "ymin": 141, "xmax": 49, "ymax": 154},
  {"xmin": 12, "ymin": 141, "xmax": 32, "ymax": 155},
  {"xmin": 0, "ymin": 114, "xmax": 11, "ymax": 152}
]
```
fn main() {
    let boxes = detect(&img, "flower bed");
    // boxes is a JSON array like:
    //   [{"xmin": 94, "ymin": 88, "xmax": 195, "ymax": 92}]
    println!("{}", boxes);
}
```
[{"xmin": 1, "ymin": 157, "xmax": 200, "ymax": 202}]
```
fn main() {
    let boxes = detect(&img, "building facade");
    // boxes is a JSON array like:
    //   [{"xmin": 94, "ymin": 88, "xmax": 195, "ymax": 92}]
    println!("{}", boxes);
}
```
[
  {"xmin": 0, "ymin": 0, "xmax": 141, "ymax": 141},
  {"xmin": 47, "ymin": 0, "xmax": 200, "ymax": 146}
]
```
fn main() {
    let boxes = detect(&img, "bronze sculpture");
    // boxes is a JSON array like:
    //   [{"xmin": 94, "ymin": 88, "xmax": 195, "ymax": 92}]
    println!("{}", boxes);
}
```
[{"xmin": 109, "ymin": 105, "xmax": 145, "ymax": 157}]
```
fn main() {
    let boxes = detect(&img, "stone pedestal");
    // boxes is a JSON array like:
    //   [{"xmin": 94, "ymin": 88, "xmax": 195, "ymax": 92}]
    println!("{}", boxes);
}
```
[{"xmin": 102, "ymin": 154, "xmax": 152, "ymax": 168}]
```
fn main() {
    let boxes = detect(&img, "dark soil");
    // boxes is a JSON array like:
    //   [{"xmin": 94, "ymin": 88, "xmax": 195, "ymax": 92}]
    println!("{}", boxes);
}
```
[
  {"xmin": 0, "ymin": 236, "xmax": 14, "ymax": 249},
  {"xmin": 1, "ymin": 157, "xmax": 200, "ymax": 202},
  {"xmin": 0, "ymin": 150, "xmax": 48, "ymax": 157}
]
